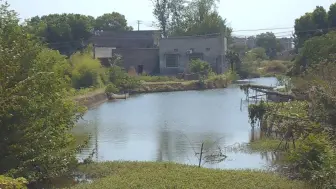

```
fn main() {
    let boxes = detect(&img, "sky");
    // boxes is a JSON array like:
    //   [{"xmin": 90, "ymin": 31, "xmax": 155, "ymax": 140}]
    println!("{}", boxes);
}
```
[{"xmin": 8, "ymin": 0, "xmax": 336, "ymax": 37}]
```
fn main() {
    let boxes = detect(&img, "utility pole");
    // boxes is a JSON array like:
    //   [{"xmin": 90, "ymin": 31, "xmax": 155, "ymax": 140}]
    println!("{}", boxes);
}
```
[{"xmin": 136, "ymin": 20, "xmax": 142, "ymax": 31}]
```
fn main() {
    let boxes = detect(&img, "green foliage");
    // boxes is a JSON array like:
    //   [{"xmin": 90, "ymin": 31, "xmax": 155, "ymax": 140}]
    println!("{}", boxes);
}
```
[
  {"xmin": 255, "ymin": 32, "xmax": 279, "ymax": 59},
  {"xmin": 70, "ymin": 52, "xmax": 107, "ymax": 89},
  {"xmin": 151, "ymin": 0, "xmax": 232, "ymax": 38},
  {"xmin": 105, "ymin": 83, "xmax": 119, "ymax": 94},
  {"xmin": 108, "ymin": 65, "xmax": 140, "ymax": 91},
  {"xmin": 0, "ymin": 175, "xmax": 27, "ymax": 189},
  {"xmin": 25, "ymin": 13, "xmax": 95, "ymax": 55},
  {"xmin": 294, "ymin": 4, "xmax": 335, "ymax": 49},
  {"xmin": 137, "ymin": 75, "xmax": 181, "ymax": 82},
  {"xmin": 0, "ymin": 3, "xmax": 84, "ymax": 182},
  {"xmin": 68, "ymin": 161, "xmax": 309, "ymax": 189},
  {"xmin": 189, "ymin": 59, "xmax": 212, "ymax": 75},
  {"xmin": 248, "ymin": 101, "xmax": 268, "ymax": 127},
  {"xmin": 95, "ymin": 12, "xmax": 133, "ymax": 31},
  {"xmin": 288, "ymin": 134, "xmax": 336, "ymax": 188},
  {"xmin": 245, "ymin": 48, "xmax": 268, "ymax": 61},
  {"xmin": 225, "ymin": 50, "xmax": 241, "ymax": 73},
  {"xmin": 293, "ymin": 31, "xmax": 336, "ymax": 74}
]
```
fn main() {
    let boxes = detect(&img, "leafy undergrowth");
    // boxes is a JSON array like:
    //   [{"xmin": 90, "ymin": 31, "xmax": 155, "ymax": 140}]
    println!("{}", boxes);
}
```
[
  {"xmin": 248, "ymin": 138, "xmax": 298, "ymax": 152},
  {"xmin": 67, "ymin": 161, "xmax": 310, "ymax": 189}
]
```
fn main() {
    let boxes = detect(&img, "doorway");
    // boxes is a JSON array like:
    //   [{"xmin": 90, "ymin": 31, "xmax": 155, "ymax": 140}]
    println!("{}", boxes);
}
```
[{"xmin": 137, "ymin": 65, "xmax": 144, "ymax": 74}]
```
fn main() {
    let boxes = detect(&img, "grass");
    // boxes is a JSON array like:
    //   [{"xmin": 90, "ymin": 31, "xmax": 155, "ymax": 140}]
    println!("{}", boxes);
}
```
[
  {"xmin": 137, "ymin": 75, "xmax": 182, "ymax": 82},
  {"xmin": 67, "ymin": 161, "xmax": 310, "ymax": 189}
]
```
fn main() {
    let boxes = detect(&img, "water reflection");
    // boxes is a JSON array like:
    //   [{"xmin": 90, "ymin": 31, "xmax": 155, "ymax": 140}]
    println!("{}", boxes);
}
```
[{"xmin": 75, "ymin": 77, "xmax": 279, "ymax": 170}]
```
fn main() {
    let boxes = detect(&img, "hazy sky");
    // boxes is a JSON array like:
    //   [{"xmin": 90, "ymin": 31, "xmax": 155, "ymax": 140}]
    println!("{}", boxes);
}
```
[{"xmin": 8, "ymin": 0, "xmax": 335, "ymax": 37}]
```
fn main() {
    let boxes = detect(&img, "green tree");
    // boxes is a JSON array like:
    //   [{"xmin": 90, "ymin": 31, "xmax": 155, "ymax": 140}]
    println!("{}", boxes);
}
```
[
  {"xmin": 0, "ymin": 2, "xmax": 83, "ymax": 182},
  {"xmin": 174, "ymin": 0, "xmax": 232, "ymax": 37},
  {"xmin": 328, "ymin": 3, "xmax": 336, "ymax": 28},
  {"xmin": 189, "ymin": 59, "xmax": 211, "ymax": 75},
  {"xmin": 95, "ymin": 12, "xmax": 133, "ymax": 31},
  {"xmin": 225, "ymin": 50, "xmax": 241, "ymax": 72},
  {"xmin": 245, "ymin": 47, "xmax": 268, "ymax": 61},
  {"xmin": 292, "ymin": 31, "xmax": 336, "ymax": 74},
  {"xmin": 25, "ymin": 13, "xmax": 95, "ymax": 55},
  {"xmin": 151, "ymin": 0, "xmax": 232, "ymax": 38},
  {"xmin": 294, "ymin": 6, "xmax": 329, "ymax": 49},
  {"xmin": 151, "ymin": 0, "xmax": 171, "ymax": 37},
  {"xmin": 255, "ymin": 32, "xmax": 277, "ymax": 59}
]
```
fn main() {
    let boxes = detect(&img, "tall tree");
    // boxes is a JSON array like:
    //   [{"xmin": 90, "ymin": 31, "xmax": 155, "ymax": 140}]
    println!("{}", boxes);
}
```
[
  {"xmin": 0, "ymin": 2, "xmax": 83, "ymax": 182},
  {"xmin": 95, "ymin": 12, "xmax": 133, "ymax": 31},
  {"xmin": 151, "ymin": 0, "xmax": 173, "ymax": 37},
  {"xmin": 328, "ymin": 3, "xmax": 336, "ymax": 28},
  {"xmin": 151, "ymin": 0, "xmax": 232, "ymax": 38},
  {"xmin": 25, "ymin": 13, "xmax": 95, "ymax": 55},
  {"xmin": 294, "ymin": 6, "xmax": 329, "ymax": 49},
  {"xmin": 255, "ymin": 32, "xmax": 277, "ymax": 59},
  {"xmin": 174, "ymin": 0, "xmax": 231, "ymax": 37}
]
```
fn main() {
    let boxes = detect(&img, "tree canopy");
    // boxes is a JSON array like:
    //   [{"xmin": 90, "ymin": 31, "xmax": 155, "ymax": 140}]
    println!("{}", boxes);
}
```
[
  {"xmin": 0, "ymin": 2, "xmax": 84, "ymax": 182},
  {"xmin": 25, "ymin": 12, "xmax": 133, "ymax": 55},
  {"xmin": 294, "ymin": 3, "xmax": 336, "ymax": 49},
  {"xmin": 151, "ymin": 0, "xmax": 232, "ymax": 38}
]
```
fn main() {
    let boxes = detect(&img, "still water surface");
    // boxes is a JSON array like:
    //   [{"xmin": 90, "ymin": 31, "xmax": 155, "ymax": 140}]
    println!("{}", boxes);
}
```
[{"xmin": 75, "ymin": 77, "xmax": 279, "ymax": 170}]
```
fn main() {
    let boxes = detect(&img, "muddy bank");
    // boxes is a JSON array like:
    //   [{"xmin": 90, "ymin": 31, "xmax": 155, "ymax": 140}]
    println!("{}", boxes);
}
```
[
  {"xmin": 74, "ymin": 92, "xmax": 108, "ymax": 108},
  {"xmin": 75, "ymin": 79, "xmax": 231, "ymax": 107}
]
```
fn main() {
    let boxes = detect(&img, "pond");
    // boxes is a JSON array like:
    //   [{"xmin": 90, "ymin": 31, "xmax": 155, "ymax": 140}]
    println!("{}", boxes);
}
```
[{"xmin": 74, "ymin": 77, "xmax": 279, "ymax": 170}]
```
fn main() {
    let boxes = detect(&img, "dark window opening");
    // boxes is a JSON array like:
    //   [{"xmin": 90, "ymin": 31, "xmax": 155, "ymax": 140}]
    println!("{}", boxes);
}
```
[
  {"xmin": 174, "ymin": 48, "xmax": 178, "ymax": 52},
  {"xmin": 206, "ymin": 48, "xmax": 210, "ymax": 51},
  {"xmin": 166, "ymin": 54, "xmax": 178, "ymax": 68}
]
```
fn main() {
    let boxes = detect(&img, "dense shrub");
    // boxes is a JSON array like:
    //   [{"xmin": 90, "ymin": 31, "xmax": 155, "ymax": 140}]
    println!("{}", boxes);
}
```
[
  {"xmin": 288, "ymin": 134, "xmax": 336, "ymax": 188},
  {"xmin": 189, "ymin": 59, "xmax": 212, "ymax": 75},
  {"xmin": 70, "ymin": 53, "xmax": 107, "ymax": 89},
  {"xmin": 0, "ymin": 175, "xmax": 27, "ymax": 189},
  {"xmin": 105, "ymin": 83, "xmax": 119, "ymax": 94}
]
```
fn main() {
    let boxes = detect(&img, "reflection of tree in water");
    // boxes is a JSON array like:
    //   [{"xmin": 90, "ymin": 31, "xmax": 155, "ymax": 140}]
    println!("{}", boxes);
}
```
[{"xmin": 156, "ymin": 128, "xmax": 227, "ymax": 166}]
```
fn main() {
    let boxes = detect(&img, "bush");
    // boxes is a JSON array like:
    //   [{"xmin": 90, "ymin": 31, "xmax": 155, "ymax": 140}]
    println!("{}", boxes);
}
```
[
  {"xmin": 0, "ymin": 175, "xmax": 27, "ymax": 189},
  {"xmin": 108, "ymin": 65, "xmax": 140, "ymax": 91},
  {"xmin": 261, "ymin": 61, "xmax": 287, "ymax": 74},
  {"xmin": 189, "ymin": 59, "xmax": 212, "ymax": 75},
  {"xmin": 70, "ymin": 53, "xmax": 106, "ymax": 89},
  {"xmin": 105, "ymin": 83, "xmax": 119, "ymax": 94},
  {"xmin": 288, "ymin": 133, "xmax": 336, "ymax": 188}
]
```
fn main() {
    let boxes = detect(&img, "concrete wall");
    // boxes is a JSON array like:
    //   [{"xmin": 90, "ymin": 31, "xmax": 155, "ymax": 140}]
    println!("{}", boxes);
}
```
[
  {"xmin": 113, "ymin": 48, "xmax": 159, "ymax": 74},
  {"xmin": 159, "ymin": 35, "xmax": 227, "ymax": 75}
]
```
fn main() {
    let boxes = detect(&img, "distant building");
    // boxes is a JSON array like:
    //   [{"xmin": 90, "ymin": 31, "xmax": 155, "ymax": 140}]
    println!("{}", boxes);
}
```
[
  {"xmin": 159, "ymin": 34, "xmax": 228, "ymax": 75},
  {"xmin": 232, "ymin": 37, "xmax": 256, "ymax": 49},
  {"xmin": 91, "ymin": 30, "xmax": 161, "ymax": 74},
  {"xmin": 278, "ymin": 37, "xmax": 294, "ymax": 51}
]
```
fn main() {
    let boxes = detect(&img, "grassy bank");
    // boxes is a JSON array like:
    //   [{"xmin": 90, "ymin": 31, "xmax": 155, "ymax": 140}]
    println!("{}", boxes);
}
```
[{"xmin": 66, "ymin": 161, "xmax": 309, "ymax": 189}]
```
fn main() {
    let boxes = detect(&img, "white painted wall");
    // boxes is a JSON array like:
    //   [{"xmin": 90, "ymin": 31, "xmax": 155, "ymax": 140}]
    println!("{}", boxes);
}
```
[{"xmin": 94, "ymin": 47, "xmax": 115, "ymax": 58}]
